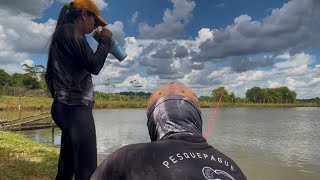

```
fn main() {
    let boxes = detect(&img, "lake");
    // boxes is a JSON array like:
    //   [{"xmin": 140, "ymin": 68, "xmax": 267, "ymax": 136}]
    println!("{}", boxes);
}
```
[{"xmin": 14, "ymin": 107, "xmax": 320, "ymax": 179}]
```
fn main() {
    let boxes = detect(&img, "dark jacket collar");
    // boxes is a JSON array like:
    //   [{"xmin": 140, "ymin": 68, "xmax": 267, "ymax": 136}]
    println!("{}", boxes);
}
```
[{"xmin": 162, "ymin": 134, "xmax": 207, "ymax": 143}]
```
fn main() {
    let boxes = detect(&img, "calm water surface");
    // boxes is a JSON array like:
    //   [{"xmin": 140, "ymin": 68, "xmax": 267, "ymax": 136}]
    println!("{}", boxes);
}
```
[{"xmin": 16, "ymin": 107, "xmax": 320, "ymax": 180}]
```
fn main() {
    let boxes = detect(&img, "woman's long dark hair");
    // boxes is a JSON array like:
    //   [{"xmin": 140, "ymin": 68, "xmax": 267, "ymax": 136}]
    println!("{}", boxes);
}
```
[
  {"xmin": 54, "ymin": 2, "xmax": 82, "ymax": 31},
  {"xmin": 45, "ymin": 2, "xmax": 95, "ymax": 97}
]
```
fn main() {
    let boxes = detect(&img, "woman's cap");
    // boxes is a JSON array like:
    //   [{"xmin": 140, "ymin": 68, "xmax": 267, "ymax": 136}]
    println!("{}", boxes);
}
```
[
  {"xmin": 73, "ymin": 0, "xmax": 107, "ymax": 27},
  {"xmin": 147, "ymin": 82, "xmax": 200, "ymax": 110}
]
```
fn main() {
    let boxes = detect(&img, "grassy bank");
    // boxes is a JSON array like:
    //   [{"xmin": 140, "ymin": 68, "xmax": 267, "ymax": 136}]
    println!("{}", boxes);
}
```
[
  {"xmin": 0, "ymin": 131, "xmax": 58, "ymax": 179},
  {"xmin": 0, "ymin": 96, "xmax": 318, "ymax": 111},
  {"xmin": 199, "ymin": 102, "xmax": 316, "ymax": 108},
  {"xmin": 0, "ymin": 96, "xmax": 52, "ymax": 110}
]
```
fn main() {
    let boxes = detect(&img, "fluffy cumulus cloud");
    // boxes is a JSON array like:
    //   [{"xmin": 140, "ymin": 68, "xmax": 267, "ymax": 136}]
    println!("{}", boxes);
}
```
[
  {"xmin": 106, "ymin": 21, "xmax": 126, "ymax": 46},
  {"xmin": 124, "ymin": 37, "xmax": 143, "ymax": 61},
  {"xmin": 139, "ymin": 0, "xmax": 196, "ymax": 39},
  {"xmin": 195, "ymin": 28, "xmax": 214, "ymax": 45},
  {"xmin": 195, "ymin": 0, "xmax": 320, "ymax": 61},
  {"xmin": 0, "ymin": 0, "xmax": 56, "ymax": 72}
]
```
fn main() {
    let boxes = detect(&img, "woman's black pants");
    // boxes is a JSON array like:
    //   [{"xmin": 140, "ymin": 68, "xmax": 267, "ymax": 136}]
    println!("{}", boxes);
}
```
[{"xmin": 51, "ymin": 101, "xmax": 97, "ymax": 180}]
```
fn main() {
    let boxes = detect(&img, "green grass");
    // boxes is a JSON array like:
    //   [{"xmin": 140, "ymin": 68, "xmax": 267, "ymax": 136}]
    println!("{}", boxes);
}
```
[
  {"xmin": 0, "ymin": 96, "xmax": 148, "ymax": 110},
  {"xmin": 0, "ymin": 131, "xmax": 59, "ymax": 180},
  {"xmin": 0, "ymin": 96, "xmax": 52, "ymax": 110}
]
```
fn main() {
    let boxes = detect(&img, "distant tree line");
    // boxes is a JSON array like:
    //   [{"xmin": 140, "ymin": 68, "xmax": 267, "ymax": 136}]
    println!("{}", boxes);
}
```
[
  {"xmin": 119, "ymin": 91, "xmax": 152, "ymax": 96},
  {"xmin": 199, "ymin": 86, "xmax": 300, "ymax": 104},
  {"xmin": 245, "ymin": 86, "xmax": 296, "ymax": 103}
]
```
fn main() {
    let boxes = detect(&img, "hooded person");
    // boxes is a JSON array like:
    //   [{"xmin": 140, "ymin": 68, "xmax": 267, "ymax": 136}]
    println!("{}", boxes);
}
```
[{"xmin": 91, "ymin": 83, "xmax": 247, "ymax": 180}]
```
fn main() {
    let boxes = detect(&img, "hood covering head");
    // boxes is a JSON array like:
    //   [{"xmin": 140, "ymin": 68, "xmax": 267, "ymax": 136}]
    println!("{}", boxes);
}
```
[{"xmin": 147, "ymin": 83, "xmax": 202, "ymax": 141}]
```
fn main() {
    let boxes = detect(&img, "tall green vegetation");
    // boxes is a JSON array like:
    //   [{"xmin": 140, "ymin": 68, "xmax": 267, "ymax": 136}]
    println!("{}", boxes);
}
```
[{"xmin": 0, "ymin": 65, "xmax": 46, "ymax": 96}]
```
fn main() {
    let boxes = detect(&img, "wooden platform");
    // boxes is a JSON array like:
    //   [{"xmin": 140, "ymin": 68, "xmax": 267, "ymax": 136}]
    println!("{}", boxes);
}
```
[{"xmin": 0, "ymin": 112, "xmax": 56, "ymax": 131}]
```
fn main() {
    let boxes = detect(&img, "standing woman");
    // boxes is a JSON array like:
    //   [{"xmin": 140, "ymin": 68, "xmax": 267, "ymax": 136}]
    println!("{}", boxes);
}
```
[{"xmin": 45, "ymin": 0, "xmax": 112, "ymax": 179}]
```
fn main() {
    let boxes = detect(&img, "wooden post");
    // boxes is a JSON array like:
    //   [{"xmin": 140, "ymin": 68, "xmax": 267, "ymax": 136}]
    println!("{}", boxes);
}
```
[
  {"xmin": 19, "ymin": 96, "xmax": 21, "ymax": 133},
  {"xmin": 51, "ymin": 125, "xmax": 55, "ymax": 146}
]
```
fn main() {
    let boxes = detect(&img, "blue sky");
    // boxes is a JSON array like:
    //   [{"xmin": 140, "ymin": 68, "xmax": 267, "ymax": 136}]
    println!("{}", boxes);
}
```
[{"xmin": 0, "ymin": 0, "xmax": 319, "ymax": 98}]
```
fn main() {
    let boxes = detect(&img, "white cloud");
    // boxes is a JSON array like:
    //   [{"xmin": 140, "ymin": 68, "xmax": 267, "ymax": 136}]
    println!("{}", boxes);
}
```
[
  {"xmin": 276, "ymin": 52, "xmax": 291, "ymax": 59},
  {"xmin": 124, "ymin": 37, "xmax": 143, "ymax": 61},
  {"xmin": 0, "ymin": 5, "xmax": 56, "ymax": 72},
  {"xmin": 231, "ymin": 70, "xmax": 265, "ymax": 83},
  {"xmin": 0, "ymin": 62, "xmax": 29, "ymax": 74},
  {"xmin": 195, "ymin": 28, "xmax": 214, "ymax": 45},
  {"xmin": 93, "ymin": 0, "xmax": 108, "ymax": 10},
  {"xmin": 283, "ymin": 65, "xmax": 309, "ymax": 76},
  {"xmin": 234, "ymin": 14, "xmax": 252, "ymax": 24},
  {"xmin": 285, "ymin": 77, "xmax": 297, "ymax": 90},
  {"xmin": 106, "ymin": 21, "xmax": 126, "ymax": 46},
  {"xmin": 315, "ymin": 64, "xmax": 320, "ymax": 74},
  {"xmin": 275, "ymin": 52, "xmax": 313, "ymax": 68},
  {"xmin": 21, "ymin": 60, "xmax": 34, "ymax": 67},
  {"xmin": 308, "ymin": 78, "xmax": 320, "ymax": 86},
  {"xmin": 208, "ymin": 68, "xmax": 230, "ymax": 80},
  {"xmin": 268, "ymin": 80, "xmax": 282, "ymax": 88},
  {"xmin": 0, "ymin": 8, "xmax": 56, "ymax": 55},
  {"xmin": 139, "ymin": 0, "xmax": 196, "ymax": 39}
]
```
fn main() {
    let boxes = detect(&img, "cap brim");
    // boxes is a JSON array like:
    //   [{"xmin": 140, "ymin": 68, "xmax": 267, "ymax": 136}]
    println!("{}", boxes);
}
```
[{"xmin": 96, "ymin": 15, "xmax": 107, "ymax": 27}]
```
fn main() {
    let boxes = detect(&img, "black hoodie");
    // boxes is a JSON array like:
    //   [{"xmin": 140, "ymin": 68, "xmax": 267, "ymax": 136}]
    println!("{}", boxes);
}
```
[{"xmin": 91, "ymin": 95, "xmax": 247, "ymax": 180}]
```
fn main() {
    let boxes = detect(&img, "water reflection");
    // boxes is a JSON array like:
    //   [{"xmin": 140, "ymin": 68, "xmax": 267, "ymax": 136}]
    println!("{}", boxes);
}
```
[{"xmin": 94, "ymin": 109, "xmax": 149, "ymax": 157}]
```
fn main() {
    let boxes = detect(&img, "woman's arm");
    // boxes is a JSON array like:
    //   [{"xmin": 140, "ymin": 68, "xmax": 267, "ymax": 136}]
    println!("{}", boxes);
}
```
[{"xmin": 58, "ymin": 24, "xmax": 112, "ymax": 75}]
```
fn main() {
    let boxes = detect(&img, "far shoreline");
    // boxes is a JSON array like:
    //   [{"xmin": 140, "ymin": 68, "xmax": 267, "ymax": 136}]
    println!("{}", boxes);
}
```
[{"xmin": 0, "ymin": 96, "xmax": 318, "ymax": 111}]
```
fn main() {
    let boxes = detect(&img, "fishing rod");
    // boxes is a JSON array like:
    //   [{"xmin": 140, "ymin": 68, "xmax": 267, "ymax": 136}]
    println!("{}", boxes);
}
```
[{"xmin": 204, "ymin": 92, "xmax": 224, "ymax": 139}]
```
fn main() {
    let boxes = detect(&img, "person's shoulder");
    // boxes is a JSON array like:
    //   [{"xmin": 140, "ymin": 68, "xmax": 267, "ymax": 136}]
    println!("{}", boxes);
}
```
[
  {"xmin": 111, "ymin": 142, "xmax": 154, "ymax": 154},
  {"xmin": 108, "ymin": 141, "xmax": 167, "ymax": 161}
]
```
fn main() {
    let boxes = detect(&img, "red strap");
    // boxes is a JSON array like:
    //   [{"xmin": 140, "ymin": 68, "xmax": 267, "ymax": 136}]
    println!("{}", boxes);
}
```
[{"xmin": 204, "ymin": 92, "xmax": 224, "ymax": 139}]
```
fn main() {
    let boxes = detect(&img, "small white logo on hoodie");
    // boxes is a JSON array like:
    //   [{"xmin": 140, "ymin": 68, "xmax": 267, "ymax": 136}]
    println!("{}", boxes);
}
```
[{"xmin": 202, "ymin": 166, "xmax": 235, "ymax": 180}]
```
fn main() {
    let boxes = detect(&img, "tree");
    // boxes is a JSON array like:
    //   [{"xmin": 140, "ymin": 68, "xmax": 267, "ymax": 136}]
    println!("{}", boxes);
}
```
[
  {"xmin": 0, "ymin": 69, "xmax": 12, "ymax": 86},
  {"xmin": 212, "ymin": 86, "xmax": 229, "ymax": 102},
  {"xmin": 229, "ymin": 92, "xmax": 236, "ymax": 103},
  {"xmin": 245, "ymin": 87, "xmax": 262, "ymax": 103},
  {"xmin": 21, "ymin": 64, "xmax": 46, "ymax": 79},
  {"xmin": 21, "ymin": 74, "xmax": 40, "ymax": 90}
]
